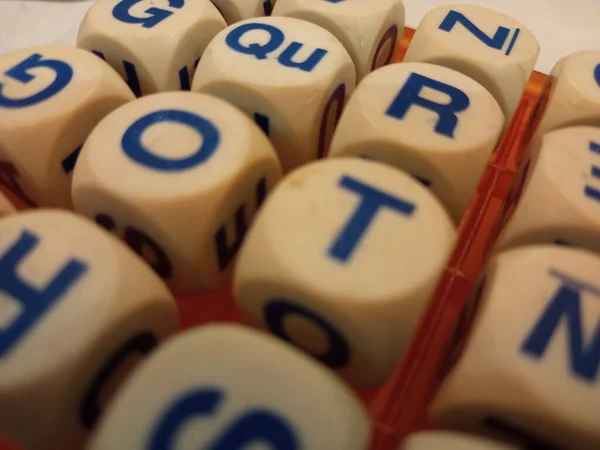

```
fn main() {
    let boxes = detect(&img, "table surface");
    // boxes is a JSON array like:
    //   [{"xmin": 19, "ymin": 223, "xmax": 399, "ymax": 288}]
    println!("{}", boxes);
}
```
[{"xmin": 1, "ymin": 0, "xmax": 600, "ymax": 74}]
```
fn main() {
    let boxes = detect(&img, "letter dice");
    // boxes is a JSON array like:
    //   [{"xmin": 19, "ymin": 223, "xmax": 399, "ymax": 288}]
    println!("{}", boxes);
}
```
[
  {"xmin": 234, "ymin": 159, "xmax": 456, "ymax": 387},
  {"xmin": 192, "ymin": 17, "xmax": 356, "ymax": 172},
  {"xmin": 430, "ymin": 246, "xmax": 600, "ymax": 450},
  {"xmin": 0, "ymin": 210, "xmax": 177, "ymax": 450},
  {"xmin": 88, "ymin": 325, "xmax": 371, "ymax": 449},
  {"xmin": 0, "ymin": 45, "xmax": 134, "ymax": 209},
  {"xmin": 72, "ymin": 92, "xmax": 282, "ymax": 294},
  {"xmin": 400, "ymin": 431, "xmax": 519, "ymax": 450},
  {"xmin": 533, "ymin": 51, "xmax": 600, "ymax": 137},
  {"xmin": 404, "ymin": 4, "xmax": 539, "ymax": 119},
  {"xmin": 77, "ymin": 0, "xmax": 227, "ymax": 96},
  {"xmin": 329, "ymin": 62, "xmax": 504, "ymax": 223},
  {"xmin": 496, "ymin": 126, "xmax": 600, "ymax": 253},
  {"xmin": 210, "ymin": 0, "xmax": 277, "ymax": 24},
  {"xmin": 0, "ymin": 191, "xmax": 15, "ymax": 217},
  {"xmin": 272, "ymin": 0, "xmax": 404, "ymax": 81}
]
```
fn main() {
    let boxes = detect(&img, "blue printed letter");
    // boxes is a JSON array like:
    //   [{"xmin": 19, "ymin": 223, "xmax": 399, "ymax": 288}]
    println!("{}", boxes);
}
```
[
  {"xmin": 439, "ymin": 10, "xmax": 519, "ymax": 55},
  {"xmin": 522, "ymin": 268, "xmax": 600, "ymax": 383},
  {"xmin": 0, "ymin": 53, "xmax": 73, "ymax": 108},
  {"xmin": 121, "ymin": 109, "xmax": 219, "ymax": 171},
  {"xmin": 329, "ymin": 175, "xmax": 415, "ymax": 263},
  {"xmin": 112, "ymin": 0, "xmax": 184, "ymax": 28},
  {"xmin": 386, "ymin": 72, "xmax": 470, "ymax": 139},
  {"xmin": 226, "ymin": 22, "xmax": 285, "ymax": 60},
  {"xmin": 0, "ymin": 230, "xmax": 87, "ymax": 357},
  {"xmin": 150, "ymin": 388, "xmax": 298, "ymax": 449}
]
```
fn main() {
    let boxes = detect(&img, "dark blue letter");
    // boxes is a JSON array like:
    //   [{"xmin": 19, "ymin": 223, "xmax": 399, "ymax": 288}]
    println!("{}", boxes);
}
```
[
  {"xmin": 112, "ymin": 0, "xmax": 184, "ymax": 28},
  {"xmin": 150, "ymin": 388, "xmax": 298, "ymax": 450},
  {"xmin": 329, "ymin": 175, "xmax": 415, "ymax": 263},
  {"xmin": 386, "ymin": 72, "xmax": 470, "ymax": 139},
  {"xmin": 0, "ymin": 230, "xmax": 87, "ymax": 357},
  {"xmin": 439, "ymin": 10, "xmax": 519, "ymax": 55},
  {"xmin": 122, "ymin": 109, "xmax": 219, "ymax": 171},
  {"xmin": 278, "ymin": 42, "xmax": 328, "ymax": 72},
  {"xmin": 522, "ymin": 268, "xmax": 600, "ymax": 383},
  {"xmin": 0, "ymin": 53, "xmax": 73, "ymax": 108},
  {"xmin": 226, "ymin": 22, "xmax": 285, "ymax": 60},
  {"xmin": 265, "ymin": 299, "xmax": 350, "ymax": 368}
]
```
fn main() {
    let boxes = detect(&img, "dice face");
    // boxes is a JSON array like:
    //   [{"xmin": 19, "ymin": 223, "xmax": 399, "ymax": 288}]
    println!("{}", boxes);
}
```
[
  {"xmin": 0, "ymin": 210, "xmax": 177, "ymax": 450},
  {"xmin": 403, "ymin": 4, "xmax": 539, "ymax": 119},
  {"xmin": 88, "ymin": 324, "xmax": 372, "ymax": 450},
  {"xmin": 192, "ymin": 17, "xmax": 356, "ymax": 173},
  {"xmin": 534, "ymin": 51, "xmax": 600, "ymax": 136},
  {"xmin": 77, "ymin": 0, "xmax": 227, "ymax": 96},
  {"xmin": 0, "ymin": 45, "xmax": 134, "ymax": 209},
  {"xmin": 210, "ymin": 0, "xmax": 277, "ymax": 24},
  {"xmin": 0, "ymin": 191, "xmax": 15, "ymax": 217},
  {"xmin": 234, "ymin": 159, "xmax": 456, "ymax": 387},
  {"xmin": 329, "ymin": 62, "xmax": 504, "ymax": 223},
  {"xmin": 430, "ymin": 246, "xmax": 600, "ymax": 449},
  {"xmin": 400, "ymin": 431, "xmax": 519, "ymax": 450},
  {"xmin": 496, "ymin": 126, "xmax": 600, "ymax": 254},
  {"xmin": 272, "ymin": 0, "xmax": 405, "ymax": 81},
  {"xmin": 72, "ymin": 92, "xmax": 282, "ymax": 294}
]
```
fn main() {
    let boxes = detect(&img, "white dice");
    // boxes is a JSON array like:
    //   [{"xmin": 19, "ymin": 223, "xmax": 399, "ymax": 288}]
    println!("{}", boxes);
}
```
[
  {"xmin": 210, "ymin": 0, "xmax": 277, "ymax": 24},
  {"xmin": 192, "ymin": 17, "xmax": 356, "ymax": 172},
  {"xmin": 72, "ymin": 92, "xmax": 282, "ymax": 294},
  {"xmin": 329, "ymin": 62, "xmax": 504, "ymax": 223},
  {"xmin": 77, "ymin": 0, "xmax": 227, "ymax": 96},
  {"xmin": 0, "ymin": 45, "xmax": 134, "ymax": 209},
  {"xmin": 496, "ymin": 126, "xmax": 600, "ymax": 253},
  {"xmin": 272, "ymin": 0, "xmax": 405, "ymax": 81},
  {"xmin": 400, "ymin": 431, "xmax": 519, "ymax": 450},
  {"xmin": 430, "ymin": 245, "xmax": 600, "ymax": 450},
  {"xmin": 88, "ymin": 324, "xmax": 372, "ymax": 450},
  {"xmin": 404, "ymin": 4, "xmax": 539, "ymax": 119},
  {"xmin": 0, "ymin": 210, "xmax": 177, "ymax": 450},
  {"xmin": 533, "ymin": 50, "xmax": 600, "ymax": 137},
  {"xmin": 234, "ymin": 159, "xmax": 456, "ymax": 387},
  {"xmin": 0, "ymin": 191, "xmax": 16, "ymax": 217}
]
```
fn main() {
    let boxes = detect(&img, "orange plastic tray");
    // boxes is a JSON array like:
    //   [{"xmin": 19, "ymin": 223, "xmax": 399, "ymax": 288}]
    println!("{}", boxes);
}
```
[{"xmin": 0, "ymin": 27, "xmax": 550, "ymax": 450}]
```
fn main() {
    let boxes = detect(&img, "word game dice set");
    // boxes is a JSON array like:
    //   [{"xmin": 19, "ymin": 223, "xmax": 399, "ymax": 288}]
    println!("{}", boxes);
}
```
[{"xmin": 0, "ymin": 1, "xmax": 599, "ymax": 450}]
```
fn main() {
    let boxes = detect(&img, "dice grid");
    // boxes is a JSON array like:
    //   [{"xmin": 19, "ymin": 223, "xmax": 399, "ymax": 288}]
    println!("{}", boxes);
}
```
[{"xmin": 3, "ymin": 1, "xmax": 599, "ymax": 448}]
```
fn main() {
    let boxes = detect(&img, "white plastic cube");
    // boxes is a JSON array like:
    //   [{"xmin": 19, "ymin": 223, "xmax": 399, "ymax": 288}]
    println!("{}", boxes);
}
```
[
  {"xmin": 400, "ymin": 431, "xmax": 519, "ymax": 450},
  {"xmin": 329, "ymin": 62, "xmax": 504, "ymax": 223},
  {"xmin": 72, "ymin": 92, "xmax": 282, "ymax": 294},
  {"xmin": 496, "ymin": 126, "xmax": 600, "ymax": 254},
  {"xmin": 192, "ymin": 17, "xmax": 356, "ymax": 172},
  {"xmin": 533, "ymin": 50, "xmax": 600, "ymax": 137},
  {"xmin": 88, "ymin": 324, "xmax": 372, "ymax": 450},
  {"xmin": 0, "ymin": 210, "xmax": 177, "ymax": 450},
  {"xmin": 431, "ymin": 245, "xmax": 600, "ymax": 450},
  {"xmin": 0, "ymin": 45, "xmax": 134, "ymax": 209},
  {"xmin": 210, "ymin": 0, "xmax": 277, "ymax": 24},
  {"xmin": 77, "ymin": 0, "xmax": 227, "ymax": 96},
  {"xmin": 234, "ymin": 158, "xmax": 456, "ymax": 387},
  {"xmin": 272, "ymin": 0, "xmax": 405, "ymax": 81},
  {"xmin": 404, "ymin": 4, "xmax": 540, "ymax": 119}
]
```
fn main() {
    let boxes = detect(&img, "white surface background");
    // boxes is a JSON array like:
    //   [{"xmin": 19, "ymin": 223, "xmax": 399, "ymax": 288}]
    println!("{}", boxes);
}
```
[{"xmin": 0, "ymin": 0, "xmax": 599, "ymax": 73}]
